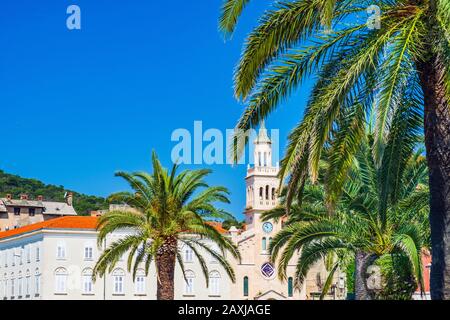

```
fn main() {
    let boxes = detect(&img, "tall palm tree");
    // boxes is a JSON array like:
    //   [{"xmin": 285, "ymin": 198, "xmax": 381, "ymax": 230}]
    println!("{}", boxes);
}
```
[
  {"xmin": 93, "ymin": 151, "xmax": 240, "ymax": 300},
  {"xmin": 261, "ymin": 133, "xmax": 430, "ymax": 299},
  {"xmin": 220, "ymin": 0, "xmax": 449, "ymax": 299}
]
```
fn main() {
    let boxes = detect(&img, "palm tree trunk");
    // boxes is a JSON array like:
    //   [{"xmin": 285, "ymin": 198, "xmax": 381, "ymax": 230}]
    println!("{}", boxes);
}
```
[
  {"xmin": 354, "ymin": 251, "xmax": 372, "ymax": 300},
  {"xmin": 417, "ymin": 57, "xmax": 450, "ymax": 300},
  {"xmin": 156, "ymin": 237, "xmax": 177, "ymax": 300},
  {"xmin": 415, "ymin": 5, "xmax": 450, "ymax": 299}
]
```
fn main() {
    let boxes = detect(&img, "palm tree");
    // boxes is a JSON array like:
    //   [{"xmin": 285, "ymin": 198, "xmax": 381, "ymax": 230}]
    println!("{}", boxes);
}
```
[
  {"xmin": 220, "ymin": 0, "xmax": 449, "ymax": 299},
  {"xmin": 93, "ymin": 151, "xmax": 240, "ymax": 300},
  {"xmin": 261, "ymin": 133, "xmax": 430, "ymax": 299}
]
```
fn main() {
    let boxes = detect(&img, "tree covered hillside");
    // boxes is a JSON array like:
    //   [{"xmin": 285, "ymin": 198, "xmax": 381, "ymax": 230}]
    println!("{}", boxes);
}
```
[{"xmin": 0, "ymin": 170, "xmax": 108, "ymax": 216}]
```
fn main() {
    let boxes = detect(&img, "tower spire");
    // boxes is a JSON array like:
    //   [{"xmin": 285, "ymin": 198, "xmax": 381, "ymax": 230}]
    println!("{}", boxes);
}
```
[{"xmin": 255, "ymin": 120, "xmax": 271, "ymax": 144}]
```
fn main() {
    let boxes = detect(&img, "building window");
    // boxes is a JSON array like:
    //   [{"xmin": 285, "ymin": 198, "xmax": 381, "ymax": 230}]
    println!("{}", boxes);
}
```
[
  {"xmin": 261, "ymin": 262, "xmax": 275, "ymax": 278},
  {"xmin": 272, "ymin": 188, "xmax": 276, "ymax": 200},
  {"xmin": 54, "ymin": 268, "xmax": 68, "ymax": 294},
  {"xmin": 84, "ymin": 244, "xmax": 93, "ymax": 260},
  {"xmin": 135, "ymin": 270, "xmax": 146, "ymax": 295},
  {"xmin": 82, "ymin": 268, "xmax": 94, "ymax": 294},
  {"xmin": 29, "ymin": 208, "xmax": 35, "ymax": 216},
  {"xmin": 268, "ymin": 237, "xmax": 272, "ymax": 249},
  {"xmin": 184, "ymin": 270, "xmax": 195, "ymax": 295},
  {"xmin": 210, "ymin": 247, "xmax": 219, "ymax": 264},
  {"xmin": 113, "ymin": 269, "xmax": 125, "ymax": 295},
  {"xmin": 184, "ymin": 246, "xmax": 193, "ymax": 263},
  {"xmin": 25, "ymin": 271, "xmax": 30, "ymax": 297},
  {"xmin": 13, "ymin": 208, "xmax": 20, "ymax": 216},
  {"xmin": 35, "ymin": 269, "xmax": 41, "ymax": 296},
  {"xmin": 259, "ymin": 187, "xmax": 263, "ymax": 200},
  {"xmin": 265, "ymin": 185, "xmax": 269, "ymax": 200},
  {"xmin": 18, "ymin": 272, "xmax": 23, "ymax": 298},
  {"xmin": 262, "ymin": 237, "xmax": 267, "ymax": 251},
  {"xmin": 19, "ymin": 247, "xmax": 23, "ymax": 265},
  {"xmin": 36, "ymin": 245, "xmax": 40, "ymax": 262},
  {"xmin": 0, "ymin": 277, "xmax": 3, "ymax": 299},
  {"xmin": 2, "ymin": 274, "xmax": 6, "ymax": 299},
  {"xmin": 209, "ymin": 271, "xmax": 221, "ymax": 296},
  {"xmin": 26, "ymin": 246, "xmax": 31, "ymax": 263},
  {"xmin": 243, "ymin": 276, "xmax": 249, "ymax": 297},
  {"xmin": 56, "ymin": 241, "xmax": 66, "ymax": 260},
  {"xmin": 4, "ymin": 278, "xmax": 8, "ymax": 299},
  {"xmin": 10, "ymin": 273, "xmax": 14, "ymax": 298},
  {"xmin": 288, "ymin": 277, "xmax": 294, "ymax": 297}
]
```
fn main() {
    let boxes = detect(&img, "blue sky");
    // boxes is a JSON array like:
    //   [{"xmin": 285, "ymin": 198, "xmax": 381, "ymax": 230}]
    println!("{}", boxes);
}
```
[{"xmin": 0, "ymin": 0, "xmax": 310, "ymax": 218}]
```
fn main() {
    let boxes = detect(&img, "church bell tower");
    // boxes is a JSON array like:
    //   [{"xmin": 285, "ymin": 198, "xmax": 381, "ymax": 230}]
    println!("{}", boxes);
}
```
[{"xmin": 244, "ymin": 122, "xmax": 280, "ymax": 229}]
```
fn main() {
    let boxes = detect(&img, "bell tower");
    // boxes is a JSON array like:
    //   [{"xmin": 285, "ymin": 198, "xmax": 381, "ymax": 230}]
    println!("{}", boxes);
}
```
[{"xmin": 244, "ymin": 121, "xmax": 279, "ymax": 229}]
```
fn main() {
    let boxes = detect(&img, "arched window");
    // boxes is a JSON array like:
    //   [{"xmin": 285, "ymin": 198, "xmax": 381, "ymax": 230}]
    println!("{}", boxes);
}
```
[
  {"xmin": 82, "ymin": 268, "xmax": 94, "ymax": 294},
  {"xmin": 10, "ymin": 272, "xmax": 15, "ymax": 297},
  {"xmin": 184, "ymin": 246, "xmax": 193, "ymax": 263},
  {"xmin": 258, "ymin": 152, "xmax": 262, "ymax": 166},
  {"xmin": 263, "ymin": 152, "xmax": 267, "ymax": 166},
  {"xmin": 18, "ymin": 271, "xmax": 22, "ymax": 297},
  {"xmin": 265, "ymin": 185, "xmax": 269, "ymax": 200},
  {"xmin": 259, "ymin": 187, "xmax": 263, "ymax": 200},
  {"xmin": 209, "ymin": 271, "xmax": 221, "ymax": 296},
  {"xmin": 25, "ymin": 270, "xmax": 30, "ymax": 297},
  {"xmin": 243, "ymin": 276, "xmax": 249, "ymax": 297},
  {"xmin": 2, "ymin": 273, "xmax": 7, "ymax": 299},
  {"xmin": 262, "ymin": 237, "xmax": 267, "ymax": 251},
  {"xmin": 288, "ymin": 277, "xmax": 294, "ymax": 297},
  {"xmin": 135, "ymin": 269, "xmax": 146, "ymax": 295},
  {"xmin": 272, "ymin": 187, "xmax": 276, "ymax": 200},
  {"xmin": 54, "ymin": 267, "xmax": 68, "ymax": 294},
  {"xmin": 184, "ymin": 270, "xmax": 195, "ymax": 295},
  {"xmin": 35, "ymin": 268, "xmax": 41, "ymax": 296},
  {"xmin": 268, "ymin": 237, "xmax": 273, "ymax": 249},
  {"xmin": 112, "ymin": 268, "xmax": 125, "ymax": 294}
]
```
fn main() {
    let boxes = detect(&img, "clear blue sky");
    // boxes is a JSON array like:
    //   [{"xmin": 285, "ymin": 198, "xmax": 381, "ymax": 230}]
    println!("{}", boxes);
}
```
[{"xmin": 0, "ymin": 0, "xmax": 310, "ymax": 219}]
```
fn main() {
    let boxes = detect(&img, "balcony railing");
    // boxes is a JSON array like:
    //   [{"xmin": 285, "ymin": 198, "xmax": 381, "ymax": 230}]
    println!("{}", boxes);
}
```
[{"xmin": 247, "ymin": 166, "xmax": 278, "ymax": 175}]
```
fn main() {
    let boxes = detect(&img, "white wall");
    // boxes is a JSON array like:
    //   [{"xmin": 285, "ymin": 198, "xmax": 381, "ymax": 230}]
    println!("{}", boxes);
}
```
[
  {"xmin": 0, "ymin": 233, "xmax": 43, "ymax": 300},
  {"xmin": 0, "ymin": 229, "xmax": 232, "ymax": 300}
]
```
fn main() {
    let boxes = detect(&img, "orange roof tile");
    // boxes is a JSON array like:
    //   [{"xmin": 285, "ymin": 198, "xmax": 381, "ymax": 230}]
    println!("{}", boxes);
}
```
[
  {"xmin": 206, "ymin": 221, "xmax": 227, "ymax": 234},
  {"xmin": 0, "ymin": 216, "xmax": 98, "ymax": 240},
  {"xmin": 0, "ymin": 216, "xmax": 228, "ymax": 240}
]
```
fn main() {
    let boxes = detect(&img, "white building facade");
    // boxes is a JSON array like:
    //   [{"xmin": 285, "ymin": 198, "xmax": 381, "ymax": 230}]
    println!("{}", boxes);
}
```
[
  {"xmin": 0, "ymin": 219, "xmax": 233, "ymax": 300},
  {"xmin": 0, "ymin": 125, "xmax": 345, "ymax": 300}
]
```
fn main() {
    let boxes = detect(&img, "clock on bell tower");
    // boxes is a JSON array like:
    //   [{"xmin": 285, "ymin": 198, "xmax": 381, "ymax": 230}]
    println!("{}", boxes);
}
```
[{"xmin": 244, "ymin": 121, "xmax": 280, "ymax": 230}]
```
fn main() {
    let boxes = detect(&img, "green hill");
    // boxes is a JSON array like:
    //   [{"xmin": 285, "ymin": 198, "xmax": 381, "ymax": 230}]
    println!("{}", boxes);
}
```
[{"xmin": 0, "ymin": 169, "xmax": 108, "ymax": 216}]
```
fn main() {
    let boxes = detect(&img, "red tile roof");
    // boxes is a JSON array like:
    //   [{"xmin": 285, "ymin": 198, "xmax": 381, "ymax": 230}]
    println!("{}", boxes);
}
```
[
  {"xmin": 206, "ymin": 221, "xmax": 227, "ymax": 234},
  {"xmin": 0, "ymin": 216, "xmax": 98, "ymax": 240},
  {"xmin": 0, "ymin": 216, "xmax": 228, "ymax": 240}
]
